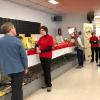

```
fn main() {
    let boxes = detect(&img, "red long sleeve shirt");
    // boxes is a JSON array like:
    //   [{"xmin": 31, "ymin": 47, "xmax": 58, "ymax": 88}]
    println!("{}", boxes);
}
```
[
  {"xmin": 37, "ymin": 34, "xmax": 53, "ymax": 58},
  {"xmin": 90, "ymin": 36, "xmax": 99, "ymax": 47}
]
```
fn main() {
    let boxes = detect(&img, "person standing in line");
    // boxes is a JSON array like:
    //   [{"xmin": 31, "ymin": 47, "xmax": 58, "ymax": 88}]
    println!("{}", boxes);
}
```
[
  {"xmin": 76, "ymin": 31, "xmax": 84, "ymax": 68},
  {"xmin": 0, "ymin": 22, "xmax": 28, "ymax": 100},
  {"xmin": 97, "ymin": 36, "xmax": 100, "ymax": 66},
  {"xmin": 89, "ymin": 32, "xmax": 99, "ymax": 64},
  {"xmin": 35, "ymin": 26, "xmax": 53, "ymax": 92}
]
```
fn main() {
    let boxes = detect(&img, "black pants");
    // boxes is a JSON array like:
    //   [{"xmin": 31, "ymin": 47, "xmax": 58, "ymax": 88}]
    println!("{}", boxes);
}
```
[
  {"xmin": 91, "ymin": 47, "xmax": 98, "ymax": 63},
  {"xmin": 98, "ymin": 47, "xmax": 100, "ymax": 60},
  {"xmin": 9, "ymin": 72, "xmax": 24, "ymax": 100},
  {"xmin": 40, "ymin": 57, "xmax": 52, "ymax": 87},
  {"xmin": 77, "ymin": 49, "xmax": 83, "ymax": 66}
]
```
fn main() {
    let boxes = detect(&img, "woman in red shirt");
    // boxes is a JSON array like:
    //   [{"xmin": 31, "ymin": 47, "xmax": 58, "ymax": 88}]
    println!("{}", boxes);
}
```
[
  {"xmin": 89, "ymin": 32, "xmax": 99, "ymax": 64},
  {"xmin": 36, "ymin": 26, "xmax": 53, "ymax": 92}
]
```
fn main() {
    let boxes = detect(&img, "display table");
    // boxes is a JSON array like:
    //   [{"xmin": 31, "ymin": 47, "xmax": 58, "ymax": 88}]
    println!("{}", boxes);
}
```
[
  {"xmin": 27, "ymin": 41, "xmax": 75, "ymax": 67},
  {"xmin": 27, "ymin": 46, "xmax": 75, "ymax": 67}
]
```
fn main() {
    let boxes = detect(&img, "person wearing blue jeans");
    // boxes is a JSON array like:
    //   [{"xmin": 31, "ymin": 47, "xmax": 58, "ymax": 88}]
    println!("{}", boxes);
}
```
[
  {"xmin": 76, "ymin": 31, "xmax": 84, "ymax": 68},
  {"xmin": 77, "ymin": 48, "xmax": 83, "ymax": 66},
  {"xmin": 0, "ymin": 22, "xmax": 28, "ymax": 100}
]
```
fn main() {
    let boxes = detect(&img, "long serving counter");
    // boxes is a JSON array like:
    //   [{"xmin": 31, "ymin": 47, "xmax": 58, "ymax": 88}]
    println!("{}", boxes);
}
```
[
  {"xmin": 0, "ymin": 45, "xmax": 77, "ymax": 100},
  {"xmin": 27, "ymin": 46, "xmax": 75, "ymax": 67}
]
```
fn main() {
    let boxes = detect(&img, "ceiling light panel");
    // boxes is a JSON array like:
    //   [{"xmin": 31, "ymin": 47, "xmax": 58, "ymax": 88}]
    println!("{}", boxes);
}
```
[{"xmin": 48, "ymin": 0, "xmax": 59, "ymax": 5}]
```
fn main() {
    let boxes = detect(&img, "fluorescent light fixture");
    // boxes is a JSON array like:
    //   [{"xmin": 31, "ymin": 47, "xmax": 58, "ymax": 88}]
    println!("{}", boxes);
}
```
[{"xmin": 48, "ymin": 0, "xmax": 59, "ymax": 5}]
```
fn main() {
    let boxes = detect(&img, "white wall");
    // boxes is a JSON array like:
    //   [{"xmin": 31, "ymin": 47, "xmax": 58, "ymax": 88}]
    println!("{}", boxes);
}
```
[
  {"xmin": 0, "ymin": 0, "xmax": 57, "ymax": 36},
  {"xmin": 59, "ymin": 14, "xmax": 87, "ymax": 38},
  {"xmin": 95, "ymin": 10, "xmax": 100, "ymax": 16}
]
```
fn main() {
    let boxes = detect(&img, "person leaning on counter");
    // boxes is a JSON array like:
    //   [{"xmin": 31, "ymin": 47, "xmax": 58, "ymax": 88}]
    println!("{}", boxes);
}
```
[
  {"xmin": 35, "ymin": 26, "xmax": 53, "ymax": 92},
  {"xmin": 0, "ymin": 22, "xmax": 28, "ymax": 100}
]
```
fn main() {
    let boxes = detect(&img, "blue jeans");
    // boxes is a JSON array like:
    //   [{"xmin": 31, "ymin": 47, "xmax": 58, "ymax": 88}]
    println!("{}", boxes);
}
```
[{"xmin": 77, "ymin": 49, "xmax": 83, "ymax": 66}]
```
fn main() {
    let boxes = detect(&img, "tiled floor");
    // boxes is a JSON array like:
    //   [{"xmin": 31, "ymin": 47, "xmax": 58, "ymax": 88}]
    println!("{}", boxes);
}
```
[{"xmin": 26, "ymin": 62, "xmax": 100, "ymax": 100}]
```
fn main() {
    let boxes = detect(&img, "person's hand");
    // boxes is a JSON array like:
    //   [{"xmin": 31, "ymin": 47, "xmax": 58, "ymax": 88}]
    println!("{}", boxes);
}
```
[
  {"xmin": 81, "ymin": 46, "xmax": 84, "ymax": 49},
  {"xmin": 36, "ymin": 47, "xmax": 41, "ymax": 54},
  {"xmin": 24, "ymin": 69, "xmax": 28, "ymax": 75}
]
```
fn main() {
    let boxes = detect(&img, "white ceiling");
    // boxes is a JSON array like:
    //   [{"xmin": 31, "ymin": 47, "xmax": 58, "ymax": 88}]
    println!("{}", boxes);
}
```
[{"xmin": 4, "ymin": 0, "xmax": 100, "ymax": 15}]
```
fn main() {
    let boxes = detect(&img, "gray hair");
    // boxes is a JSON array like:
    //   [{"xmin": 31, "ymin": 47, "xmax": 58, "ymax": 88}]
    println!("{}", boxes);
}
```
[{"xmin": 1, "ymin": 22, "xmax": 15, "ymax": 34}]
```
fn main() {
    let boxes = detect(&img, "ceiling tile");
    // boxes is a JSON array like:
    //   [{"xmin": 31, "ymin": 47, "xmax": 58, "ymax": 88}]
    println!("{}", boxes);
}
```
[
  {"xmin": 29, "ymin": 0, "xmax": 46, "ymax": 3},
  {"xmin": 29, "ymin": 4, "xmax": 57, "ymax": 14},
  {"xmin": 8, "ymin": 0, "xmax": 34, "ymax": 6}
]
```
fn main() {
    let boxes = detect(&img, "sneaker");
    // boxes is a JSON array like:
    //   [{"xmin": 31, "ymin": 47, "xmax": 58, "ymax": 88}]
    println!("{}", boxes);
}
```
[
  {"xmin": 76, "ymin": 65, "xmax": 83, "ymax": 69},
  {"xmin": 47, "ymin": 87, "xmax": 52, "ymax": 92},
  {"xmin": 41, "ymin": 85, "xmax": 47, "ymax": 89}
]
